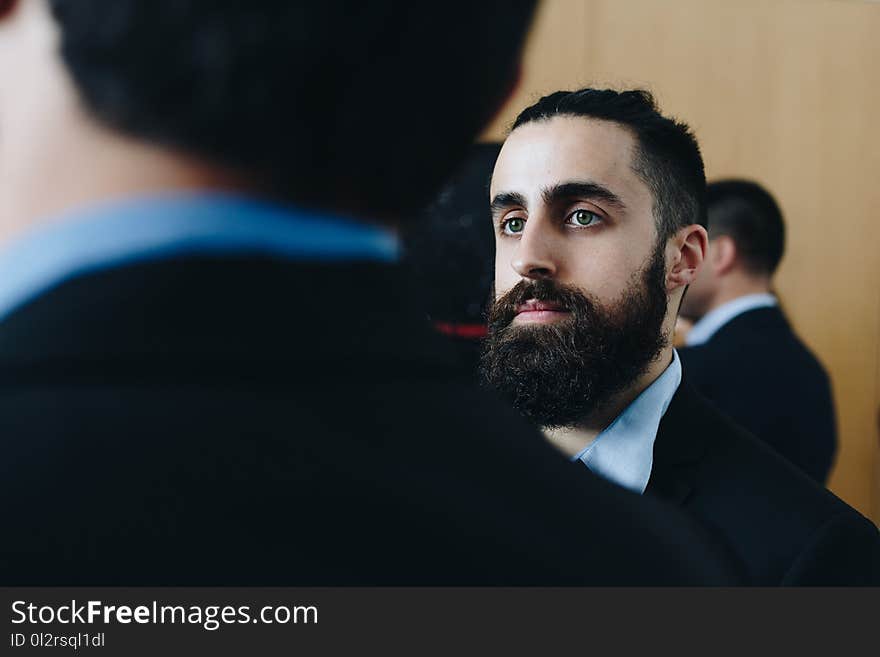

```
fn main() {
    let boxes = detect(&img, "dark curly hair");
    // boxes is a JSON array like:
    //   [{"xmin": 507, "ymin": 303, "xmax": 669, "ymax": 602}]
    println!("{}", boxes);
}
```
[{"xmin": 48, "ymin": 1, "xmax": 536, "ymax": 216}]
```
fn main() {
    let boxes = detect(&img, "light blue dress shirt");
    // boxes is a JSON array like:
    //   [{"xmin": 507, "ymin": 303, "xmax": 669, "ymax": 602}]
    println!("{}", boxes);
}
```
[
  {"xmin": 685, "ymin": 293, "xmax": 777, "ymax": 347},
  {"xmin": 0, "ymin": 192, "xmax": 399, "ymax": 322},
  {"xmin": 572, "ymin": 350, "xmax": 682, "ymax": 494}
]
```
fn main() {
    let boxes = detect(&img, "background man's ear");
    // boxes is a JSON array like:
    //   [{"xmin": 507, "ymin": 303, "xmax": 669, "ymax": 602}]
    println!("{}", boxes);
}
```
[
  {"xmin": 709, "ymin": 234, "xmax": 738, "ymax": 276},
  {"xmin": 667, "ymin": 224, "xmax": 709, "ymax": 292}
]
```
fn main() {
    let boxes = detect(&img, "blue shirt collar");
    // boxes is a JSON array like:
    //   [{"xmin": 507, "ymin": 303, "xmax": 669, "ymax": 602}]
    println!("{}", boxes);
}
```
[
  {"xmin": 685, "ymin": 293, "xmax": 777, "ymax": 347},
  {"xmin": 0, "ymin": 192, "xmax": 399, "ymax": 322},
  {"xmin": 572, "ymin": 350, "xmax": 682, "ymax": 494}
]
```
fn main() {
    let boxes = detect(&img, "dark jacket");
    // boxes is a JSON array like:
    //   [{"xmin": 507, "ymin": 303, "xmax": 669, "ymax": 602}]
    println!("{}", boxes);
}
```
[
  {"xmin": 679, "ymin": 306, "xmax": 836, "ymax": 483},
  {"xmin": 0, "ymin": 255, "xmax": 737, "ymax": 585},
  {"xmin": 646, "ymin": 382, "xmax": 880, "ymax": 585}
]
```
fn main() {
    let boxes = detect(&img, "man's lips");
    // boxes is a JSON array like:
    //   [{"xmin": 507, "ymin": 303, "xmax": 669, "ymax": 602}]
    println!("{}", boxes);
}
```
[{"xmin": 513, "ymin": 299, "xmax": 570, "ymax": 324}]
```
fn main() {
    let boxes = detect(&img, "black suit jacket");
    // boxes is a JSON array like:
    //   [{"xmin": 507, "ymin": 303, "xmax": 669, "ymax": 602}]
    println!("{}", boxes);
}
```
[
  {"xmin": 646, "ymin": 383, "xmax": 880, "ymax": 585},
  {"xmin": 679, "ymin": 306, "xmax": 836, "ymax": 483},
  {"xmin": 0, "ymin": 255, "xmax": 737, "ymax": 585}
]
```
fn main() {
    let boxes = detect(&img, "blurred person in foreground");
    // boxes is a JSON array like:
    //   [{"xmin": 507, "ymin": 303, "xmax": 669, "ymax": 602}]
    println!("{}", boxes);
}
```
[
  {"xmin": 482, "ymin": 88, "xmax": 880, "ymax": 585},
  {"xmin": 0, "ymin": 1, "xmax": 737, "ymax": 584},
  {"xmin": 402, "ymin": 143, "xmax": 501, "ymax": 378},
  {"xmin": 678, "ymin": 180, "xmax": 836, "ymax": 484}
]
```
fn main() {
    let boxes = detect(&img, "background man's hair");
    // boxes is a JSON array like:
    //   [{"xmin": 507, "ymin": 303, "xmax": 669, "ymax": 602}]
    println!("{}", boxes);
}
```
[
  {"xmin": 706, "ymin": 179, "xmax": 785, "ymax": 275},
  {"xmin": 511, "ymin": 88, "xmax": 707, "ymax": 242},
  {"xmin": 48, "ymin": 0, "xmax": 536, "ymax": 216}
]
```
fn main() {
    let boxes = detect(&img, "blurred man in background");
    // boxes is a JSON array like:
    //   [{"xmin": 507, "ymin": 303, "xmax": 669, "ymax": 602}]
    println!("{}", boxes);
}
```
[
  {"xmin": 0, "ymin": 1, "xmax": 737, "ymax": 584},
  {"xmin": 678, "ymin": 180, "xmax": 836, "ymax": 484},
  {"xmin": 483, "ymin": 88, "xmax": 880, "ymax": 584}
]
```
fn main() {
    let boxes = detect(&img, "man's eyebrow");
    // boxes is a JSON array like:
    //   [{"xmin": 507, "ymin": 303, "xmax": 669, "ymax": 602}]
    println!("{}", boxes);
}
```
[
  {"xmin": 541, "ymin": 181, "xmax": 627, "ymax": 212},
  {"xmin": 490, "ymin": 191, "xmax": 527, "ymax": 215}
]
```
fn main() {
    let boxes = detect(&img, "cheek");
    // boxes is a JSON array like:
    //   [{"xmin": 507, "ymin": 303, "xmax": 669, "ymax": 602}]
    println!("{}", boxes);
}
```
[{"xmin": 565, "ymin": 250, "xmax": 637, "ymax": 303}]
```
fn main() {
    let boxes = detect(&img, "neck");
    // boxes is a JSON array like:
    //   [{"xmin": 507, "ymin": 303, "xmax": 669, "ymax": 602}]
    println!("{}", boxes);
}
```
[
  {"xmin": 704, "ymin": 274, "xmax": 773, "ymax": 314},
  {"xmin": 0, "ymin": 112, "xmax": 258, "ymax": 246},
  {"xmin": 543, "ymin": 344, "xmax": 675, "ymax": 458}
]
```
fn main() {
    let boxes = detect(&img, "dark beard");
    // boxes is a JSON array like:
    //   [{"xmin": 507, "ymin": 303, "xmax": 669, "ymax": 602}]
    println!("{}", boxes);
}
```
[{"xmin": 480, "ymin": 243, "xmax": 669, "ymax": 428}]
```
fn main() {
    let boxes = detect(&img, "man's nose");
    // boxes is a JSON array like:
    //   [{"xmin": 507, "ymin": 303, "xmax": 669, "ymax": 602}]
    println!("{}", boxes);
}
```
[{"xmin": 511, "ymin": 226, "xmax": 558, "ymax": 280}]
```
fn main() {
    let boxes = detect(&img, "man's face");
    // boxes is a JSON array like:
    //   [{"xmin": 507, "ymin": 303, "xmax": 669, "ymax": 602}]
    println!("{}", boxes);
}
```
[
  {"xmin": 490, "ymin": 116, "xmax": 660, "ymax": 309},
  {"xmin": 481, "ymin": 116, "xmax": 670, "ymax": 427}
]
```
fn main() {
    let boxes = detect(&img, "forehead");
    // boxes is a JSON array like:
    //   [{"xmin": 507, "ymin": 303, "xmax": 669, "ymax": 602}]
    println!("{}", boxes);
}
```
[{"xmin": 491, "ymin": 115, "xmax": 648, "ymax": 203}]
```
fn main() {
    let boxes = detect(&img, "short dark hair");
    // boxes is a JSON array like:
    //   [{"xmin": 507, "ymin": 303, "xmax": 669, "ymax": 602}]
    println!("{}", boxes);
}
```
[
  {"xmin": 511, "ymin": 89, "xmax": 707, "ymax": 242},
  {"xmin": 48, "ymin": 1, "xmax": 536, "ymax": 217},
  {"xmin": 706, "ymin": 179, "xmax": 785, "ymax": 275}
]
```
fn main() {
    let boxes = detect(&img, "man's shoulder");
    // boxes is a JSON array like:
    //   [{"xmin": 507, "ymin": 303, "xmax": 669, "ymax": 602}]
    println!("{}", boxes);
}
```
[
  {"xmin": 0, "ymin": 354, "xmax": 739, "ymax": 586},
  {"xmin": 662, "ymin": 383, "xmax": 843, "ymax": 512},
  {"xmin": 683, "ymin": 307, "xmax": 828, "ymax": 373},
  {"xmin": 653, "ymin": 384, "xmax": 879, "ymax": 584},
  {"xmin": 680, "ymin": 317, "xmax": 832, "ymax": 412},
  {"xmin": 0, "ymin": 257, "xmax": 740, "ymax": 585}
]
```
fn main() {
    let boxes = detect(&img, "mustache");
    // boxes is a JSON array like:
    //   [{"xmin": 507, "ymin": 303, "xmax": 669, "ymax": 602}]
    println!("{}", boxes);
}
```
[
  {"xmin": 481, "ymin": 244, "xmax": 670, "ymax": 428},
  {"xmin": 488, "ymin": 279, "xmax": 598, "ymax": 328}
]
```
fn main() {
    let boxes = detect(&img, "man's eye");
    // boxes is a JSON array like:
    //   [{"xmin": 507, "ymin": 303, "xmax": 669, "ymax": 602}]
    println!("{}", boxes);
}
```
[
  {"xmin": 503, "ymin": 217, "xmax": 526, "ymax": 235},
  {"xmin": 566, "ymin": 209, "xmax": 601, "ymax": 227}
]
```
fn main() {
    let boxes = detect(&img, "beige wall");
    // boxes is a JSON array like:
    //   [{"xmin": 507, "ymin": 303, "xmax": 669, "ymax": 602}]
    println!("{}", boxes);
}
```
[{"xmin": 484, "ymin": 0, "xmax": 880, "ymax": 520}]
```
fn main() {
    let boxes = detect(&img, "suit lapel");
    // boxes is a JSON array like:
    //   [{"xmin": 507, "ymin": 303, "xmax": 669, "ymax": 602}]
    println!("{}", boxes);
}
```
[{"xmin": 644, "ymin": 383, "xmax": 707, "ymax": 506}]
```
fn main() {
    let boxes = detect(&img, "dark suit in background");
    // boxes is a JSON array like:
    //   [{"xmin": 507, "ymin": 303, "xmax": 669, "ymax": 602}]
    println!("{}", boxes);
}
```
[
  {"xmin": 680, "ymin": 305, "xmax": 836, "ymax": 483},
  {"xmin": 647, "ymin": 382, "xmax": 879, "ymax": 585}
]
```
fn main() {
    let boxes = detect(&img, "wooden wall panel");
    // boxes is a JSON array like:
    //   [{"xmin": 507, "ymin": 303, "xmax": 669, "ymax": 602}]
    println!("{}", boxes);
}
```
[{"xmin": 485, "ymin": 0, "xmax": 880, "ymax": 520}]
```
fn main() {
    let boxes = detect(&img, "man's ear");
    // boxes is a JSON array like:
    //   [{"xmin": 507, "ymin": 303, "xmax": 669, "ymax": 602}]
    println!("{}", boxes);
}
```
[{"xmin": 666, "ymin": 224, "xmax": 708, "ymax": 293}]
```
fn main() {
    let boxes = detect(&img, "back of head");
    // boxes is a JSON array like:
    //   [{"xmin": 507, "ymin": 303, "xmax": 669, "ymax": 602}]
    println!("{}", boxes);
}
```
[
  {"xmin": 404, "ymin": 142, "xmax": 501, "ymax": 325},
  {"xmin": 48, "ymin": 0, "xmax": 536, "ymax": 218},
  {"xmin": 706, "ymin": 179, "xmax": 786, "ymax": 276},
  {"xmin": 402, "ymin": 143, "xmax": 501, "ymax": 377},
  {"xmin": 512, "ymin": 88, "xmax": 707, "ymax": 243}
]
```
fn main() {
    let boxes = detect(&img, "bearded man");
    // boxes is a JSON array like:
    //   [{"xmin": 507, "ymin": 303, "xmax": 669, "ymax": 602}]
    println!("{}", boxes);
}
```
[{"xmin": 482, "ymin": 88, "xmax": 880, "ymax": 585}]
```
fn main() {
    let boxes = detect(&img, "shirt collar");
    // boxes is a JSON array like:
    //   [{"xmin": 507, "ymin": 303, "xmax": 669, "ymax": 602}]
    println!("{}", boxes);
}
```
[
  {"xmin": 572, "ymin": 350, "xmax": 682, "ymax": 494},
  {"xmin": 0, "ymin": 192, "xmax": 399, "ymax": 323},
  {"xmin": 685, "ymin": 293, "xmax": 777, "ymax": 347}
]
